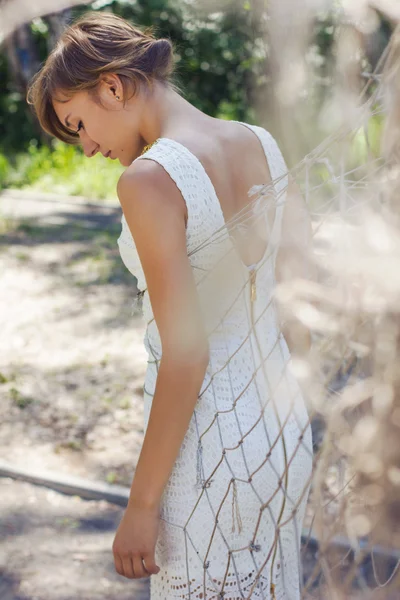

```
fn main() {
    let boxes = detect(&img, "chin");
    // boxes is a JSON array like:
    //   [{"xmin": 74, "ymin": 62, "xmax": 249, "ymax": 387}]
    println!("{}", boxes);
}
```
[{"xmin": 119, "ymin": 156, "xmax": 132, "ymax": 167}]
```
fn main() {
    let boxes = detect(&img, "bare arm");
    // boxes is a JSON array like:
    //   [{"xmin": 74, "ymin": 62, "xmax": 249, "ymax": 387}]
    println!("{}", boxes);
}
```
[
  {"xmin": 275, "ymin": 176, "xmax": 316, "ymax": 356},
  {"xmin": 117, "ymin": 161, "xmax": 210, "ymax": 512}
]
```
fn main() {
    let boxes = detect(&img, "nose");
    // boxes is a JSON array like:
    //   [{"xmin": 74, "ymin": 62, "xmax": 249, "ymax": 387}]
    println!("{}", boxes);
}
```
[{"xmin": 79, "ymin": 131, "xmax": 99, "ymax": 158}]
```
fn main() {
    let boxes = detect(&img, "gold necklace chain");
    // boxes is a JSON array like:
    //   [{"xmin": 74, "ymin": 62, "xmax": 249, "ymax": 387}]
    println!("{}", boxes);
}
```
[{"xmin": 140, "ymin": 139, "xmax": 159, "ymax": 156}]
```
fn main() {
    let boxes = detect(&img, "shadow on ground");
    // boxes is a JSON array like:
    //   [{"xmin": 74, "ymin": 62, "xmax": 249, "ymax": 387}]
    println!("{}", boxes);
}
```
[{"xmin": 0, "ymin": 479, "xmax": 150, "ymax": 600}]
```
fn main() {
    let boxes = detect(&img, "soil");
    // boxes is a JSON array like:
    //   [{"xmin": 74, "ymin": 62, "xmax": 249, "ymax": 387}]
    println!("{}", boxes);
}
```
[
  {"xmin": 0, "ymin": 191, "xmax": 148, "ymax": 489},
  {"xmin": 0, "ymin": 478, "xmax": 149, "ymax": 600},
  {"xmin": 0, "ymin": 190, "xmax": 150, "ymax": 600}
]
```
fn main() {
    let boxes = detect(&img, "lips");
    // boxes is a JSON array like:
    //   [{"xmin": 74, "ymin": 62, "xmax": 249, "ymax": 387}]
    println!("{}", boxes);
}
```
[{"xmin": 102, "ymin": 150, "xmax": 116, "ymax": 160}]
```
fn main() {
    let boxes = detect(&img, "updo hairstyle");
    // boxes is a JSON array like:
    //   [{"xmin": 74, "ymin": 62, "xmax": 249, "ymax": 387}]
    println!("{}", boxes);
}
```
[{"xmin": 27, "ymin": 11, "xmax": 181, "ymax": 144}]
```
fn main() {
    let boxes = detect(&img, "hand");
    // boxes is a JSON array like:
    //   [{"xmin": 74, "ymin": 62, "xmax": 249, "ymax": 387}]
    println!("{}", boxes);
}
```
[{"xmin": 112, "ymin": 501, "xmax": 161, "ymax": 579}]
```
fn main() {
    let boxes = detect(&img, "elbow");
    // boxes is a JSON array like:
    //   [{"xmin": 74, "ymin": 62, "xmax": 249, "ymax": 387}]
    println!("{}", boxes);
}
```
[
  {"xmin": 186, "ymin": 343, "xmax": 210, "ymax": 369},
  {"xmin": 162, "ymin": 339, "xmax": 210, "ymax": 370}
]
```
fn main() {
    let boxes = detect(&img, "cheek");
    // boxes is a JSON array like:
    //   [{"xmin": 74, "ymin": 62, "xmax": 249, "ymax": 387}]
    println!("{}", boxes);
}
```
[
  {"xmin": 83, "ymin": 118, "xmax": 103, "ymax": 143},
  {"xmin": 87, "ymin": 105, "xmax": 114, "ymax": 140},
  {"xmin": 105, "ymin": 115, "xmax": 127, "ymax": 145}
]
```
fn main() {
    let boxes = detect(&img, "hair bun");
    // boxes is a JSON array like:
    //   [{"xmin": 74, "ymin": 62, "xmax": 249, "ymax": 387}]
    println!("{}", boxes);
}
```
[
  {"xmin": 151, "ymin": 38, "xmax": 174, "ymax": 79},
  {"xmin": 155, "ymin": 38, "xmax": 170, "ymax": 47},
  {"xmin": 154, "ymin": 38, "xmax": 173, "ymax": 53}
]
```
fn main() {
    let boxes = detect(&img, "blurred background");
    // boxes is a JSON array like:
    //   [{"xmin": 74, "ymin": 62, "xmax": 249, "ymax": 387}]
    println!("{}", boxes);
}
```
[
  {"xmin": 0, "ymin": 0, "xmax": 308, "ymax": 199},
  {"xmin": 0, "ymin": 0, "xmax": 393, "ymax": 200},
  {"xmin": 1, "ymin": 1, "xmax": 400, "ymax": 600}
]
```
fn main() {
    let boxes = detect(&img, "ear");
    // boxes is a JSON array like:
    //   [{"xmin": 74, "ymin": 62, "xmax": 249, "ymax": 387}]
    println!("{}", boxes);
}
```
[{"xmin": 99, "ymin": 73, "xmax": 124, "ymax": 101}]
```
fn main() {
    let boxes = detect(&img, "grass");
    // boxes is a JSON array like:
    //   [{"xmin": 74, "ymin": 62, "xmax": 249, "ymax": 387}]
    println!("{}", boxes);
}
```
[{"xmin": 1, "ymin": 139, "xmax": 124, "ymax": 200}]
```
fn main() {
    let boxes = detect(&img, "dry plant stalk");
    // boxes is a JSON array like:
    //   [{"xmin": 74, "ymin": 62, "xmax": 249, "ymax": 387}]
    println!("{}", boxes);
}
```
[{"xmin": 264, "ymin": 1, "xmax": 400, "ymax": 597}]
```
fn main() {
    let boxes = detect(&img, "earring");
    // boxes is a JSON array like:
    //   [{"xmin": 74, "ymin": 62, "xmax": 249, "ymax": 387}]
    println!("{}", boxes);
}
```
[{"xmin": 116, "ymin": 95, "xmax": 120, "ymax": 101}]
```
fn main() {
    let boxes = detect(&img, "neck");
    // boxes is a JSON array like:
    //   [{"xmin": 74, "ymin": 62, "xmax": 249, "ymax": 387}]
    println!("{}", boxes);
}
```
[{"xmin": 139, "ymin": 81, "xmax": 208, "ymax": 146}]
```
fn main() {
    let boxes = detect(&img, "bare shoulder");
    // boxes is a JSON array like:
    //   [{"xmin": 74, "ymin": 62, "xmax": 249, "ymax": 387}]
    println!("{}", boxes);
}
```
[{"xmin": 117, "ymin": 158, "xmax": 188, "ymax": 226}]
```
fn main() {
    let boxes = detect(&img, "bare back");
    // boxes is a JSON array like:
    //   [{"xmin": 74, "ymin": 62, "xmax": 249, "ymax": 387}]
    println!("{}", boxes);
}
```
[{"xmin": 162, "ymin": 119, "xmax": 275, "ymax": 267}]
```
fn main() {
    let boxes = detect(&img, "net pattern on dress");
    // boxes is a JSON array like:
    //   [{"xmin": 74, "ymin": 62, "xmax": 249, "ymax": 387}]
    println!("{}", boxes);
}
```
[{"xmin": 117, "ymin": 121, "xmax": 314, "ymax": 600}]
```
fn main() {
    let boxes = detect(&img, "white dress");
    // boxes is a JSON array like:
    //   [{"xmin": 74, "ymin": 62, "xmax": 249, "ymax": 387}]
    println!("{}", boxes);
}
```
[{"xmin": 117, "ymin": 121, "xmax": 313, "ymax": 600}]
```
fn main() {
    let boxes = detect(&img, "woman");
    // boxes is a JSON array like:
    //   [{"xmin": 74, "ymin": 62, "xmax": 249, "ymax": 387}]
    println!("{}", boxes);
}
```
[{"xmin": 27, "ymin": 11, "xmax": 314, "ymax": 600}]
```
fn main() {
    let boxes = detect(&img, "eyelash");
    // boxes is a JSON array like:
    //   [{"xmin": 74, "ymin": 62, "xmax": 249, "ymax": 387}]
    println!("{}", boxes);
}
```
[{"xmin": 75, "ymin": 121, "xmax": 84, "ymax": 134}]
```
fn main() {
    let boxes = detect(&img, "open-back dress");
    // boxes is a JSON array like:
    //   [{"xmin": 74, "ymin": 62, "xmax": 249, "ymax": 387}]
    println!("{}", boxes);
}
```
[{"xmin": 117, "ymin": 121, "xmax": 313, "ymax": 600}]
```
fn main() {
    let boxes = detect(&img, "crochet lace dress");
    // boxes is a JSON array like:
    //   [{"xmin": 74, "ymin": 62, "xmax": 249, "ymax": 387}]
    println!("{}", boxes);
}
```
[{"xmin": 117, "ymin": 121, "xmax": 313, "ymax": 600}]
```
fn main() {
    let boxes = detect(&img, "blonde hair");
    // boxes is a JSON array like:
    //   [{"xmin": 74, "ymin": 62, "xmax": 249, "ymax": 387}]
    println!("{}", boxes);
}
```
[{"xmin": 27, "ymin": 11, "xmax": 182, "ymax": 144}]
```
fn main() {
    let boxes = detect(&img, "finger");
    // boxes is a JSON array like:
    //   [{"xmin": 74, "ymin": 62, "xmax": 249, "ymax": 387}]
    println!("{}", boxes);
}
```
[
  {"xmin": 142, "ymin": 551, "xmax": 161, "ymax": 575},
  {"xmin": 114, "ymin": 553, "xmax": 124, "ymax": 576},
  {"xmin": 132, "ymin": 553, "xmax": 147, "ymax": 579},
  {"xmin": 122, "ymin": 555, "xmax": 135, "ymax": 579}
]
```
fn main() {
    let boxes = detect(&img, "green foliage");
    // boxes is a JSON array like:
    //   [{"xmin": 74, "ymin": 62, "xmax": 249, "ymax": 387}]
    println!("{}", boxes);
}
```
[
  {"xmin": 0, "ymin": 152, "xmax": 10, "ymax": 189},
  {"xmin": 0, "ymin": 1, "xmax": 391, "ymax": 198},
  {"xmin": 0, "ymin": 0, "xmax": 268, "ymax": 197},
  {"xmin": 349, "ymin": 112, "xmax": 384, "ymax": 166},
  {"xmin": 4, "ymin": 140, "xmax": 124, "ymax": 199},
  {"xmin": 1, "ymin": 0, "xmax": 266, "ymax": 155}
]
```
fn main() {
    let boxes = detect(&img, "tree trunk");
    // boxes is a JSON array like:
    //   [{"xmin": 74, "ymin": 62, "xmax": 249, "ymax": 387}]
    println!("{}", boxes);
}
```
[
  {"xmin": 45, "ymin": 9, "xmax": 72, "ymax": 52},
  {"xmin": 4, "ymin": 23, "xmax": 40, "ymax": 91},
  {"xmin": 0, "ymin": 0, "xmax": 91, "ymax": 42}
]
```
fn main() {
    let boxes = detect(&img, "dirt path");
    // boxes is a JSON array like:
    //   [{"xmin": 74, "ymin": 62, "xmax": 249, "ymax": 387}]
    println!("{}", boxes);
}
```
[
  {"xmin": 0, "ymin": 478, "xmax": 149, "ymax": 600},
  {"xmin": 0, "ymin": 190, "xmax": 149, "ymax": 488},
  {"xmin": 0, "ymin": 190, "xmax": 153, "ymax": 598}
]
